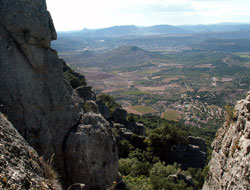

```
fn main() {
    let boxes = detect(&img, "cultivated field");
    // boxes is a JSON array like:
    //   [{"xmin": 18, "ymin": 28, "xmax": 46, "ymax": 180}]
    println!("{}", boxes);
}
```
[
  {"xmin": 125, "ymin": 106, "xmax": 158, "ymax": 115},
  {"xmin": 161, "ymin": 109, "xmax": 181, "ymax": 121}
]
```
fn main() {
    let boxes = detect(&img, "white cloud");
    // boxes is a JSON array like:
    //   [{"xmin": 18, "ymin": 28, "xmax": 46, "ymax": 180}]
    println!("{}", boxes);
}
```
[{"xmin": 46, "ymin": 0, "xmax": 250, "ymax": 31}]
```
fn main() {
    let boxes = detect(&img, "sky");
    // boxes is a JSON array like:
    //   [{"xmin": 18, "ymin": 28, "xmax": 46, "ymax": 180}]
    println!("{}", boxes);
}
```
[{"xmin": 46, "ymin": 0, "xmax": 250, "ymax": 31}]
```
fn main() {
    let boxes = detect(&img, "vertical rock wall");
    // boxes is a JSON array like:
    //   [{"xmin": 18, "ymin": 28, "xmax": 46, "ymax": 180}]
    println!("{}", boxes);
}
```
[
  {"xmin": 203, "ymin": 91, "xmax": 250, "ymax": 190},
  {"xmin": 0, "ymin": 0, "xmax": 81, "ymax": 176}
]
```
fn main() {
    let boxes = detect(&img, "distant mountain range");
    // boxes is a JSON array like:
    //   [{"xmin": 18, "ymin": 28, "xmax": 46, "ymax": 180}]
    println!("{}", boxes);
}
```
[
  {"xmin": 61, "ymin": 46, "xmax": 165, "ymax": 68},
  {"xmin": 58, "ymin": 23, "xmax": 250, "ymax": 37},
  {"xmin": 53, "ymin": 23, "xmax": 250, "ymax": 53}
]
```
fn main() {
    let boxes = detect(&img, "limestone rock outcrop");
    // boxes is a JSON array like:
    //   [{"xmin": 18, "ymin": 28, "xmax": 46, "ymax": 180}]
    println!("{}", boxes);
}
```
[
  {"xmin": 96, "ymin": 100, "xmax": 111, "ymax": 120},
  {"xmin": 203, "ymin": 91, "xmax": 250, "ymax": 190},
  {"xmin": 0, "ymin": 0, "xmax": 81, "ymax": 175},
  {"xmin": 0, "ymin": 0, "xmax": 119, "ymax": 189},
  {"xmin": 76, "ymin": 86, "xmax": 96, "ymax": 101},
  {"xmin": 64, "ymin": 113, "xmax": 119, "ymax": 190},
  {"xmin": 0, "ymin": 113, "xmax": 61, "ymax": 190},
  {"xmin": 174, "ymin": 136, "xmax": 207, "ymax": 169},
  {"xmin": 112, "ymin": 108, "xmax": 128, "ymax": 124},
  {"xmin": 169, "ymin": 172, "xmax": 195, "ymax": 189}
]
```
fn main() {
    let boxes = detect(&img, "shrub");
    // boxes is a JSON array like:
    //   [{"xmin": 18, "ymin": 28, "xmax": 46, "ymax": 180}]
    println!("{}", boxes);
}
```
[
  {"xmin": 149, "ymin": 162, "xmax": 192, "ymax": 190},
  {"xmin": 64, "ymin": 70, "xmax": 86, "ymax": 89},
  {"xmin": 224, "ymin": 104, "xmax": 237, "ymax": 121},
  {"xmin": 125, "ymin": 175, "xmax": 152, "ymax": 190},
  {"xmin": 83, "ymin": 102, "xmax": 98, "ymax": 113},
  {"xmin": 119, "ymin": 158, "xmax": 150, "ymax": 177},
  {"xmin": 118, "ymin": 140, "xmax": 134, "ymax": 158},
  {"xmin": 97, "ymin": 94, "xmax": 121, "ymax": 113},
  {"xmin": 231, "ymin": 136, "xmax": 240, "ymax": 157},
  {"xmin": 40, "ymin": 154, "xmax": 62, "ymax": 189},
  {"xmin": 186, "ymin": 166, "xmax": 209, "ymax": 189},
  {"xmin": 119, "ymin": 158, "xmax": 135, "ymax": 176},
  {"xmin": 146, "ymin": 125, "xmax": 188, "ymax": 161}
]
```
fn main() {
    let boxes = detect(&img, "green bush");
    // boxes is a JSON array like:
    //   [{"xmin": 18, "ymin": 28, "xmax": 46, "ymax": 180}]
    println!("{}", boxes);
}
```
[
  {"xmin": 125, "ymin": 175, "xmax": 152, "ymax": 190},
  {"xmin": 97, "ymin": 94, "xmax": 121, "ymax": 113},
  {"xmin": 150, "ymin": 162, "xmax": 192, "ymax": 190},
  {"xmin": 118, "ymin": 140, "xmax": 134, "ymax": 158},
  {"xmin": 64, "ymin": 70, "xmax": 86, "ymax": 89},
  {"xmin": 119, "ymin": 158, "xmax": 150, "ymax": 177},
  {"xmin": 119, "ymin": 158, "xmax": 136, "ymax": 176},
  {"xmin": 224, "ymin": 104, "xmax": 237, "ymax": 121},
  {"xmin": 186, "ymin": 166, "xmax": 209, "ymax": 189},
  {"xmin": 146, "ymin": 125, "xmax": 188, "ymax": 161}
]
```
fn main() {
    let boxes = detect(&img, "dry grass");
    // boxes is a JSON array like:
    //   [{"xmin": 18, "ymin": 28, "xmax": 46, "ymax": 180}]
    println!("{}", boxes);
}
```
[
  {"xmin": 231, "ymin": 137, "xmax": 240, "ymax": 157},
  {"xmin": 40, "ymin": 154, "xmax": 62, "ymax": 190}
]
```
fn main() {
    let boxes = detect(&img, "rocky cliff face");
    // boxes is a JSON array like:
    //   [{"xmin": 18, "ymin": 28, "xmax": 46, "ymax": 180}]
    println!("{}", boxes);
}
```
[
  {"xmin": 203, "ymin": 91, "xmax": 250, "ymax": 190},
  {"xmin": 0, "ymin": 0, "xmax": 119, "ymax": 189},
  {"xmin": 0, "ymin": 0, "xmax": 80, "ymax": 171}
]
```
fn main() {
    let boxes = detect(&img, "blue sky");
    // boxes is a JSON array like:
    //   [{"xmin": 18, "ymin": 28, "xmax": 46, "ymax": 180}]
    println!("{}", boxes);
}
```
[{"xmin": 46, "ymin": 0, "xmax": 250, "ymax": 31}]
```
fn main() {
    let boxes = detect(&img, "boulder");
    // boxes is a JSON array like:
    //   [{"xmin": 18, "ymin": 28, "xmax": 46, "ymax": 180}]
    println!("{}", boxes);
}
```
[
  {"xmin": 169, "ymin": 172, "xmax": 195, "ymax": 188},
  {"xmin": 0, "ymin": 0, "xmax": 56, "ymax": 48},
  {"xmin": 126, "ymin": 122, "xmax": 146, "ymax": 136},
  {"xmin": 173, "ymin": 137, "xmax": 207, "ymax": 169},
  {"xmin": 96, "ymin": 100, "xmax": 111, "ymax": 119},
  {"xmin": 64, "ymin": 113, "xmax": 119, "ymax": 190},
  {"xmin": 76, "ymin": 86, "xmax": 96, "ymax": 101},
  {"xmin": 112, "ymin": 108, "xmax": 128, "ymax": 124},
  {"xmin": 113, "ymin": 122, "xmax": 146, "ymax": 140},
  {"xmin": 83, "ymin": 100, "xmax": 99, "ymax": 114}
]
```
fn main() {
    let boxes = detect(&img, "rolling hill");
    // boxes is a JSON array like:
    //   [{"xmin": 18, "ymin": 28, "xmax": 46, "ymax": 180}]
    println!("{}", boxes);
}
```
[
  {"xmin": 192, "ymin": 39, "xmax": 250, "ymax": 52},
  {"xmin": 61, "ymin": 45, "xmax": 166, "ymax": 68}
]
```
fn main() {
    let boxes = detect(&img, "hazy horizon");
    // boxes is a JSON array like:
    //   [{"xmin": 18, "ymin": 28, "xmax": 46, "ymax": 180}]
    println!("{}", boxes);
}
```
[
  {"xmin": 46, "ymin": 0, "xmax": 250, "ymax": 31},
  {"xmin": 55, "ymin": 22, "xmax": 250, "ymax": 33}
]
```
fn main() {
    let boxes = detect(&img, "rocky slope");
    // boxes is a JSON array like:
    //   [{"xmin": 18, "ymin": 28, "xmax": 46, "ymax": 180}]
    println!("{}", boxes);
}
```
[
  {"xmin": 203, "ymin": 91, "xmax": 250, "ymax": 190},
  {"xmin": 0, "ymin": 0, "xmax": 119, "ymax": 189},
  {"xmin": 0, "ymin": 113, "xmax": 61, "ymax": 190}
]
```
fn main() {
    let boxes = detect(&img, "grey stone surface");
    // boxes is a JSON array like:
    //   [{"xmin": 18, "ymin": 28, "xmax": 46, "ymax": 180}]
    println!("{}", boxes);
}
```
[
  {"xmin": 64, "ymin": 113, "xmax": 119, "ymax": 190},
  {"xmin": 83, "ymin": 100, "xmax": 99, "ymax": 113},
  {"xmin": 173, "ymin": 137, "xmax": 207, "ymax": 169},
  {"xmin": 126, "ymin": 122, "xmax": 146, "ymax": 136},
  {"xmin": 112, "ymin": 108, "xmax": 128, "ymax": 124},
  {"xmin": 0, "ymin": 0, "xmax": 56, "ymax": 48},
  {"xmin": 96, "ymin": 100, "xmax": 111, "ymax": 119},
  {"xmin": 76, "ymin": 86, "xmax": 96, "ymax": 101},
  {"xmin": 0, "ymin": 113, "xmax": 61, "ymax": 190},
  {"xmin": 169, "ymin": 172, "xmax": 195, "ymax": 188},
  {"xmin": 0, "ymin": 17, "xmax": 81, "ymax": 178},
  {"xmin": 0, "ymin": 0, "xmax": 82, "ymax": 177},
  {"xmin": 203, "ymin": 91, "xmax": 250, "ymax": 190}
]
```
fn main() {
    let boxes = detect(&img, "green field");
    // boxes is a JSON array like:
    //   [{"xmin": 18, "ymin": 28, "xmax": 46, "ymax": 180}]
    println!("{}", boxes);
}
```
[
  {"xmin": 130, "ymin": 106, "xmax": 158, "ymax": 114},
  {"xmin": 235, "ymin": 52, "xmax": 250, "ymax": 59},
  {"xmin": 162, "ymin": 109, "xmax": 181, "ymax": 121}
]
